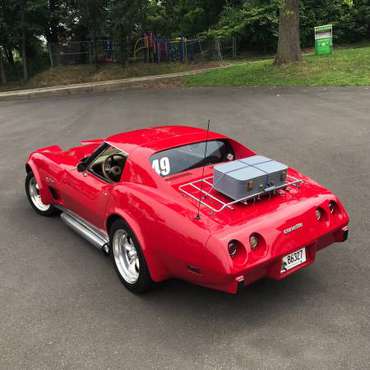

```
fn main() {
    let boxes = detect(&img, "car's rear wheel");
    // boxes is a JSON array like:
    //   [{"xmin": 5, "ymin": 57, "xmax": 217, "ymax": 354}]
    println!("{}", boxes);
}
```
[
  {"xmin": 110, "ymin": 219, "xmax": 152, "ymax": 293},
  {"xmin": 25, "ymin": 172, "xmax": 58, "ymax": 217}
]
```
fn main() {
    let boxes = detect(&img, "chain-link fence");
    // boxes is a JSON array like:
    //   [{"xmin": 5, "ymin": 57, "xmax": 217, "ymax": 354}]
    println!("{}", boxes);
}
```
[
  {"xmin": 52, "ymin": 36, "xmax": 238, "ymax": 66},
  {"xmin": 57, "ymin": 40, "xmax": 122, "ymax": 65}
]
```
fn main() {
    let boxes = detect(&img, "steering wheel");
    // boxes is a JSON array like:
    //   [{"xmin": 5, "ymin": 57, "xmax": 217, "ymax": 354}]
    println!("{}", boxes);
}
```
[{"xmin": 102, "ymin": 154, "xmax": 126, "ymax": 182}]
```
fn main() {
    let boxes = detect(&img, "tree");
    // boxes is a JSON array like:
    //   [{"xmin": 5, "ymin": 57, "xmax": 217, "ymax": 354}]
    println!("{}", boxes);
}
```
[
  {"xmin": 0, "ymin": 0, "xmax": 17, "ymax": 73},
  {"xmin": 208, "ymin": 1, "xmax": 279, "ymax": 52},
  {"xmin": 46, "ymin": 0, "xmax": 61, "ymax": 67},
  {"xmin": 152, "ymin": 0, "xmax": 227, "ymax": 37},
  {"xmin": 0, "ymin": 4, "xmax": 7, "ymax": 84},
  {"xmin": 275, "ymin": 0, "xmax": 302, "ymax": 65},
  {"xmin": 109, "ymin": 0, "xmax": 148, "ymax": 64},
  {"xmin": 2, "ymin": 0, "xmax": 50, "ymax": 81},
  {"xmin": 0, "ymin": 46, "xmax": 6, "ymax": 84},
  {"xmin": 20, "ymin": 0, "xmax": 29, "ymax": 81},
  {"xmin": 76, "ymin": 0, "xmax": 106, "ymax": 66}
]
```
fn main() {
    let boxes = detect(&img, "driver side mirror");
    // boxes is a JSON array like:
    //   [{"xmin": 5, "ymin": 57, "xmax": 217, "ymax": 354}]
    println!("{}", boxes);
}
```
[{"xmin": 77, "ymin": 157, "xmax": 89, "ymax": 172}]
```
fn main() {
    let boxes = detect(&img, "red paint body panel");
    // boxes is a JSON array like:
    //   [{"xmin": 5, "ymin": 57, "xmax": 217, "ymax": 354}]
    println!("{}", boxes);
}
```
[{"xmin": 26, "ymin": 126, "xmax": 350, "ymax": 293}]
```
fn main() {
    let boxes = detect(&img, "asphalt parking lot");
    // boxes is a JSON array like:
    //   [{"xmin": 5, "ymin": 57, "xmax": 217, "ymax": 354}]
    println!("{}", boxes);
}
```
[{"xmin": 0, "ymin": 87, "xmax": 369, "ymax": 369}]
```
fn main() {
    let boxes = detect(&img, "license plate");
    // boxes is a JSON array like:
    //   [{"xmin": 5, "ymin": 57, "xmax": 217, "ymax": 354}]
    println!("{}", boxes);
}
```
[{"xmin": 281, "ymin": 248, "xmax": 306, "ymax": 273}]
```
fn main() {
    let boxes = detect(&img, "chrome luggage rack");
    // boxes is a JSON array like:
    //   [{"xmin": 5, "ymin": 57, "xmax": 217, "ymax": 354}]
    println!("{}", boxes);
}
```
[{"xmin": 179, "ymin": 175, "xmax": 303, "ymax": 213}]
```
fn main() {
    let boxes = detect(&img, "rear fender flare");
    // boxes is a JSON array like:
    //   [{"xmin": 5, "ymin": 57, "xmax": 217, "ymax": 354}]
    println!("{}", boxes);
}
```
[{"xmin": 105, "ymin": 210, "xmax": 168, "ymax": 282}]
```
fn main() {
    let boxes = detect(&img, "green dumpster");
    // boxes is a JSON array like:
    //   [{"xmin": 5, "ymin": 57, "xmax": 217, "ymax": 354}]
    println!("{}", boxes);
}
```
[{"xmin": 314, "ymin": 24, "xmax": 333, "ymax": 56}]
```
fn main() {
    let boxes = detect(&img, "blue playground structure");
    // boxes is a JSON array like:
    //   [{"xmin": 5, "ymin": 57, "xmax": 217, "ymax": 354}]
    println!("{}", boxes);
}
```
[{"xmin": 134, "ymin": 33, "xmax": 202, "ymax": 63}]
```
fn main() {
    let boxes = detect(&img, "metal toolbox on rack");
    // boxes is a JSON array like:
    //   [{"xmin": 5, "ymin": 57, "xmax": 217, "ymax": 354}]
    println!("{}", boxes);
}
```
[
  {"xmin": 241, "ymin": 156, "xmax": 288, "ymax": 191},
  {"xmin": 213, "ymin": 156, "xmax": 288, "ymax": 200}
]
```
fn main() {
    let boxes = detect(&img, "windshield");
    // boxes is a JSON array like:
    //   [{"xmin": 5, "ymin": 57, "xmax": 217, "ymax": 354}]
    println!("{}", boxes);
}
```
[{"xmin": 150, "ymin": 140, "xmax": 235, "ymax": 177}]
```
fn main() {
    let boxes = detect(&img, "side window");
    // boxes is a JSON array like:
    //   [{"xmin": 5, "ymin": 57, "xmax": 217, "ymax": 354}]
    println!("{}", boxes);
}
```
[{"xmin": 88, "ymin": 144, "xmax": 127, "ymax": 183}]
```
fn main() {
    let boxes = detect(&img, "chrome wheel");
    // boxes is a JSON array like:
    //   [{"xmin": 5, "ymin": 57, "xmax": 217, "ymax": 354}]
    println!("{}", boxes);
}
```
[
  {"xmin": 112, "ymin": 230, "xmax": 140, "ymax": 284},
  {"xmin": 28, "ymin": 177, "xmax": 50, "ymax": 212}
]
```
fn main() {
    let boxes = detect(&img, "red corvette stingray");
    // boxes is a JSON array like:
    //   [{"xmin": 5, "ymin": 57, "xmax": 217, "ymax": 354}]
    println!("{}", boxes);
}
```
[{"xmin": 25, "ymin": 126, "xmax": 349, "ymax": 294}]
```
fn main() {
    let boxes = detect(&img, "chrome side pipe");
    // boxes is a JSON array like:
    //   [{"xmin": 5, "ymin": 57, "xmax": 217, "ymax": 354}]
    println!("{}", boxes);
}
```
[{"xmin": 60, "ymin": 212, "xmax": 109, "ymax": 253}]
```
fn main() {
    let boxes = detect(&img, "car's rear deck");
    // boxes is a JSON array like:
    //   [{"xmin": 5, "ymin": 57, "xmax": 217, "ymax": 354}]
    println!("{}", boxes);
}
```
[{"xmin": 178, "ymin": 173, "xmax": 303, "ymax": 213}]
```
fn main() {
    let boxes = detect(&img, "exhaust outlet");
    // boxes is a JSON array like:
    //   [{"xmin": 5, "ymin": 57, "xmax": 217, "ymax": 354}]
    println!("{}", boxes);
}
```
[{"xmin": 60, "ymin": 212, "xmax": 109, "ymax": 250}]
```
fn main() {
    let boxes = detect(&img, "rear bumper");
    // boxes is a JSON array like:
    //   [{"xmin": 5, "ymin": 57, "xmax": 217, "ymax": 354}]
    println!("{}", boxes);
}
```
[
  {"xmin": 203, "ymin": 225, "xmax": 349, "ymax": 294},
  {"xmin": 236, "ymin": 224, "xmax": 349, "ymax": 293}
]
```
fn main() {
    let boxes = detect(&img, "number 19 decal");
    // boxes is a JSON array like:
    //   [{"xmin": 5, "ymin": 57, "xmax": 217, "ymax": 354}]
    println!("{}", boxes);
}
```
[{"xmin": 152, "ymin": 157, "xmax": 171, "ymax": 176}]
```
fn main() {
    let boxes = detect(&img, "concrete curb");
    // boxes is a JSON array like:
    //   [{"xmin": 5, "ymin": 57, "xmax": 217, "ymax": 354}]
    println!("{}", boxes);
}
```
[{"xmin": 0, "ymin": 64, "xmax": 234, "ymax": 101}]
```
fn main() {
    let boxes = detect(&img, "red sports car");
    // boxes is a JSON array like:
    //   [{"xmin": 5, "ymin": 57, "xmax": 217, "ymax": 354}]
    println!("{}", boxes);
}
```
[{"xmin": 25, "ymin": 126, "xmax": 349, "ymax": 294}]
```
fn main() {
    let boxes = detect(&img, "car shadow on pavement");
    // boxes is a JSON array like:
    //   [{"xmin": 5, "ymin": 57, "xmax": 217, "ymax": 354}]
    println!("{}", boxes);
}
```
[{"xmin": 135, "ymin": 269, "xmax": 324, "ymax": 325}]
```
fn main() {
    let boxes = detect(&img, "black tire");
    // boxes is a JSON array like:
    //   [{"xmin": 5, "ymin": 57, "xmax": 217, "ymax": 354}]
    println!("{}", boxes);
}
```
[
  {"xmin": 25, "ymin": 172, "xmax": 59, "ymax": 217},
  {"xmin": 109, "ymin": 219, "xmax": 153, "ymax": 294}
]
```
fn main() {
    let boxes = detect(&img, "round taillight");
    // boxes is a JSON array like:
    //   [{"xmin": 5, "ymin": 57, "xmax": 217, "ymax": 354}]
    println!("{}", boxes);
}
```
[
  {"xmin": 228, "ymin": 241, "xmax": 238, "ymax": 257},
  {"xmin": 316, "ymin": 208, "xmax": 324, "ymax": 221},
  {"xmin": 328, "ymin": 201, "xmax": 337, "ymax": 214},
  {"xmin": 227, "ymin": 240, "xmax": 247, "ymax": 264},
  {"xmin": 249, "ymin": 234, "xmax": 259, "ymax": 250}
]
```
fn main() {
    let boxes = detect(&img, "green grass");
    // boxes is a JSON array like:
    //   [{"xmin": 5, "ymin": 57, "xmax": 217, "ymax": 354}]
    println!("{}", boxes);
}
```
[
  {"xmin": 185, "ymin": 44, "xmax": 370, "ymax": 87},
  {"xmin": 2, "ymin": 44, "xmax": 369, "ymax": 92}
]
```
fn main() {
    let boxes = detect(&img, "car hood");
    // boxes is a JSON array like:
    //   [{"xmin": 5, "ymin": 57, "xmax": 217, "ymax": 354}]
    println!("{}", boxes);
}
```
[{"xmin": 34, "ymin": 142, "xmax": 100, "ymax": 168}]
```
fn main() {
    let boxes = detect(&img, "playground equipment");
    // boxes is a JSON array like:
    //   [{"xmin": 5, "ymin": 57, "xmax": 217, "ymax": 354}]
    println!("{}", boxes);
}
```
[
  {"xmin": 55, "ymin": 34, "xmax": 237, "ymax": 66},
  {"xmin": 133, "ymin": 33, "xmax": 236, "ymax": 64},
  {"xmin": 315, "ymin": 24, "xmax": 333, "ymax": 56},
  {"xmin": 133, "ymin": 33, "xmax": 190, "ymax": 63}
]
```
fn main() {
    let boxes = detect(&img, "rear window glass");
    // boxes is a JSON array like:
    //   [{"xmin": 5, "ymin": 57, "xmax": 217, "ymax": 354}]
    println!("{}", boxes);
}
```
[{"xmin": 150, "ymin": 140, "xmax": 235, "ymax": 177}]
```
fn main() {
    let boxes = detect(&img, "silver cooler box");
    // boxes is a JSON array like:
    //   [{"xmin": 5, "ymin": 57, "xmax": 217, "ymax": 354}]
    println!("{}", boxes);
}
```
[{"xmin": 213, "ymin": 155, "xmax": 288, "ymax": 200}]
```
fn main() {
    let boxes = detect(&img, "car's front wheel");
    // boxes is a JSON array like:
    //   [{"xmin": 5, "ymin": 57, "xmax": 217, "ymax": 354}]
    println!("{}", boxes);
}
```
[
  {"xmin": 25, "ymin": 172, "xmax": 58, "ymax": 217},
  {"xmin": 110, "ymin": 219, "xmax": 153, "ymax": 293}
]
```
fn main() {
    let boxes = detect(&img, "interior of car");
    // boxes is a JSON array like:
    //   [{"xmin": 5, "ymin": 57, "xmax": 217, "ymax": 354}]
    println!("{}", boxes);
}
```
[{"xmin": 89, "ymin": 145, "xmax": 127, "ymax": 182}]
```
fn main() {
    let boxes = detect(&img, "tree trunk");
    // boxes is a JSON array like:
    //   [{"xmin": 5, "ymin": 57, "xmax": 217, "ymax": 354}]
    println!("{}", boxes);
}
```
[
  {"xmin": 22, "ymin": 30, "xmax": 28, "ymax": 81},
  {"xmin": 47, "ymin": 41, "xmax": 55, "ymax": 68},
  {"xmin": 49, "ymin": 43, "xmax": 60, "ymax": 68},
  {"xmin": 0, "ymin": 47, "xmax": 7, "ymax": 84},
  {"xmin": 126, "ymin": 33, "xmax": 132, "ymax": 67},
  {"xmin": 88, "ymin": 29, "xmax": 98, "ymax": 68},
  {"xmin": 120, "ymin": 28, "xmax": 126, "ymax": 66},
  {"xmin": 5, "ymin": 46, "xmax": 14, "ymax": 66},
  {"xmin": 21, "ymin": 2, "xmax": 28, "ymax": 81},
  {"xmin": 93, "ymin": 32, "xmax": 98, "ymax": 68},
  {"xmin": 48, "ymin": 0, "xmax": 58, "ymax": 67},
  {"xmin": 274, "ymin": 0, "xmax": 302, "ymax": 65}
]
